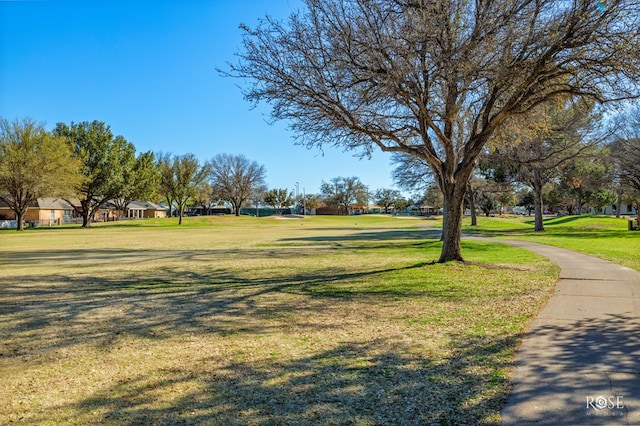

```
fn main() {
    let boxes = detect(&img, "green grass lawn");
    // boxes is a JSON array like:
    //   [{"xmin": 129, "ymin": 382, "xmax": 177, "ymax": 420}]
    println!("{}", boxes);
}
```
[
  {"xmin": 462, "ymin": 214, "xmax": 640, "ymax": 271},
  {"xmin": 0, "ymin": 215, "xmax": 557, "ymax": 425}
]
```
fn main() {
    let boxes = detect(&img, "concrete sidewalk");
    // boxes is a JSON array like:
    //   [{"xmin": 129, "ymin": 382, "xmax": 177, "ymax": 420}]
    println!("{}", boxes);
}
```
[{"xmin": 470, "ymin": 239, "xmax": 640, "ymax": 425}]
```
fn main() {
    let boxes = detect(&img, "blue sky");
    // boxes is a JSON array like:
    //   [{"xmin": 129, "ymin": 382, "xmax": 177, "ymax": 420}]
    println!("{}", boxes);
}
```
[{"xmin": 0, "ymin": 0, "xmax": 398, "ymax": 195}]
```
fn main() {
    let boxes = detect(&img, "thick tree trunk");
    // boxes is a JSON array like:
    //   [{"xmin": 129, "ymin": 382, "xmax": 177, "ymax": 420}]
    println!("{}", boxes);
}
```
[
  {"xmin": 616, "ymin": 188, "xmax": 622, "ymax": 219},
  {"xmin": 532, "ymin": 170, "xmax": 545, "ymax": 232},
  {"xmin": 16, "ymin": 209, "xmax": 25, "ymax": 231},
  {"xmin": 438, "ymin": 184, "xmax": 466, "ymax": 263},
  {"xmin": 81, "ymin": 211, "xmax": 91, "ymax": 227},
  {"xmin": 80, "ymin": 199, "xmax": 92, "ymax": 227}
]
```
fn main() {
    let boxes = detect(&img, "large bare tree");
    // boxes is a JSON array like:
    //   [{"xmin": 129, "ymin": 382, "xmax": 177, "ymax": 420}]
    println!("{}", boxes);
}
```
[
  {"xmin": 208, "ymin": 153, "xmax": 267, "ymax": 216},
  {"xmin": 229, "ymin": 0, "xmax": 640, "ymax": 262}
]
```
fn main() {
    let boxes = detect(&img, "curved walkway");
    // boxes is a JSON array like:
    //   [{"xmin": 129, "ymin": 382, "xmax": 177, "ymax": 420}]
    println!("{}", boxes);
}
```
[{"xmin": 466, "ymin": 238, "xmax": 640, "ymax": 424}]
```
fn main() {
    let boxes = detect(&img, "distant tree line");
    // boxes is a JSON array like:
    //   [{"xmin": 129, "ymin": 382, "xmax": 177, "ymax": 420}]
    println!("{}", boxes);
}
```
[
  {"xmin": 0, "ymin": 118, "xmax": 413, "ymax": 230},
  {"xmin": 392, "ymin": 100, "xmax": 640, "ymax": 232},
  {"xmin": 2, "ymin": 104, "xmax": 639, "ymax": 232}
]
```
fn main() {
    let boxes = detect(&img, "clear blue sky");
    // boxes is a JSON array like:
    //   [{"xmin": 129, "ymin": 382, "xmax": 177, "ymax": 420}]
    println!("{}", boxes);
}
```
[{"xmin": 0, "ymin": 0, "xmax": 398, "ymax": 196}]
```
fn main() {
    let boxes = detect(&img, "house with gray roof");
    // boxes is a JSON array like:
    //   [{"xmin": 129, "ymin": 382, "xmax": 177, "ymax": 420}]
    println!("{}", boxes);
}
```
[{"xmin": 0, "ymin": 197, "xmax": 77, "ymax": 226}]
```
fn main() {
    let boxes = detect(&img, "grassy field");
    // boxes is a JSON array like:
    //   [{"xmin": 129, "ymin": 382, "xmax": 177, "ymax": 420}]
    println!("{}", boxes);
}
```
[
  {"xmin": 462, "ymin": 214, "xmax": 640, "ymax": 271},
  {"xmin": 0, "ymin": 215, "xmax": 558, "ymax": 425}
]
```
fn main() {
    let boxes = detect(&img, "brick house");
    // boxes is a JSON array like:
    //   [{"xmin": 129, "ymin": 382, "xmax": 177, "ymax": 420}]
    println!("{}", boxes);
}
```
[{"xmin": 0, "ymin": 198, "xmax": 77, "ymax": 225}]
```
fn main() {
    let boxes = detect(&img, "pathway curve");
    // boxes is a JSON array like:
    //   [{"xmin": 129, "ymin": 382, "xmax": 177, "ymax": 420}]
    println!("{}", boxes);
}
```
[{"xmin": 465, "ymin": 238, "xmax": 640, "ymax": 424}]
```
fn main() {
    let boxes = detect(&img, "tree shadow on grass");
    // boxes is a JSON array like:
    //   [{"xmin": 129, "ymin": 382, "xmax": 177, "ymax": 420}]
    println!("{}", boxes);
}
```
[
  {"xmin": 1, "ymin": 253, "xmax": 453, "ymax": 357},
  {"xmin": 0, "ymin": 235, "xmax": 534, "ymax": 425},
  {"xmin": 279, "ymin": 228, "xmax": 442, "ymax": 243},
  {"xmin": 67, "ymin": 335, "xmax": 516, "ymax": 425},
  {"xmin": 0, "ymin": 246, "xmax": 339, "ymax": 267}
]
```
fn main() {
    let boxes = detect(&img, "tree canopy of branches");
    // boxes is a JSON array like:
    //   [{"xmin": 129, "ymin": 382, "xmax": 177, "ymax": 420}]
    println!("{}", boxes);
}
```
[
  {"xmin": 263, "ymin": 188, "xmax": 294, "ymax": 213},
  {"xmin": 611, "ymin": 138, "xmax": 640, "ymax": 199},
  {"xmin": 0, "ymin": 117, "xmax": 81, "ymax": 230},
  {"xmin": 111, "ymin": 151, "xmax": 160, "ymax": 217},
  {"xmin": 470, "ymin": 177, "xmax": 515, "ymax": 217},
  {"xmin": 230, "ymin": 0, "xmax": 640, "ymax": 262},
  {"xmin": 372, "ymin": 188, "xmax": 402, "ymax": 214},
  {"xmin": 54, "ymin": 121, "xmax": 135, "ymax": 227},
  {"xmin": 610, "ymin": 107, "xmax": 640, "ymax": 208},
  {"xmin": 158, "ymin": 153, "xmax": 210, "ymax": 225},
  {"xmin": 391, "ymin": 154, "xmax": 434, "ymax": 194},
  {"xmin": 208, "ymin": 153, "xmax": 267, "ymax": 216},
  {"xmin": 554, "ymin": 145, "xmax": 613, "ymax": 214},
  {"xmin": 303, "ymin": 193, "xmax": 325, "ymax": 213},
  {"xmin": 320, "ymin": 176, "xmax": 368, "ymax": 215},
  {"xmin": 485, "ymin": 101, "xmax": 600, "ymax": 230}
]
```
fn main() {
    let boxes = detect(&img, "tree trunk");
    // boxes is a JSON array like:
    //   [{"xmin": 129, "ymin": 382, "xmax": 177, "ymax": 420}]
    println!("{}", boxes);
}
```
[
  {"xmin": 467, "ymin": 183, "xmax": 477, "ymax": 226},
  {"xmin": 16, "ymin": 209, "xmax": 25, "ymax": 231},
  {"xmin": 438, "ymin": 184, "xmax": 466, "ymax": 263},
  {"xmin": 78, "ymin": 198, "xmax": 93, "ymax": 227},
  {"xmin": 616, "ymin": 188, "xmax": 622, "ymax": 218},
  {"xmin": 165, "ymin": 197, "xmax": 174, "ymax": 218},
  {"xmin": 576, "ymin": 197, "xmax": 583, "ymax": 215},
  {"xmin": 532, "ymin": 170, "xmax": 545, "ymax": 232}
]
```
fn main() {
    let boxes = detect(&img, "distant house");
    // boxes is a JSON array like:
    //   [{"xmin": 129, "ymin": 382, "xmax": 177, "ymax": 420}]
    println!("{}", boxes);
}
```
[
  {"xmin": 125, "ymin": 200, "xmax": 167, "ymax": 219},
  {"xmin": 351, "ymin": 204, "xmax": 366, "ymax": 215},
  {"xmin": 0, "ymin": 198, "xmax": 167, "ymax": 226},
  {"xmin": 89, "ymin": 200, "xmax": 167, "ymax": 221},
  {"xmin": 0, "ymin": 198, "xmax": 77, "ymax": 225},
  {"xmin": 593, "ymin": 204, "xmax": 638, "ymax": 216}
]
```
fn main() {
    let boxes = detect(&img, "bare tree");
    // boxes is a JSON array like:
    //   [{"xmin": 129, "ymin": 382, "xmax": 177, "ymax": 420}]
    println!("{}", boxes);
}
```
[
  {"xmin": 208, "ymin": 153, "xmax": 267, "ymax": 216},
  {"xmin": 229, "ymin": 0, "xmax": 640, "ymax": 262}
]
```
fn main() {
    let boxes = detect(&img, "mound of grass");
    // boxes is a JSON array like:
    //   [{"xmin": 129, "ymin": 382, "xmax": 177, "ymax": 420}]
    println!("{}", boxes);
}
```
[{"xmin": 0, "ymin": 216, "xmax": 557, "ymax": 425}]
